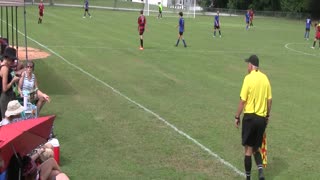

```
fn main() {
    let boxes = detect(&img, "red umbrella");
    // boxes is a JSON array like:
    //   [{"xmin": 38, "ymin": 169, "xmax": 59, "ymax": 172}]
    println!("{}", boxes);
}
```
[{"xmin": 0, "ymin": 115, "xmax": 55, "ymax": 172}]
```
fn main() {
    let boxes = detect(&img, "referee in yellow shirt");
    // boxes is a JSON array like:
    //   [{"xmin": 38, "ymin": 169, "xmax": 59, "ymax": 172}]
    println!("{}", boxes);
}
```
[{"xmin": 234, "ymin": 55, "xmax": 272, "ymax": 180}]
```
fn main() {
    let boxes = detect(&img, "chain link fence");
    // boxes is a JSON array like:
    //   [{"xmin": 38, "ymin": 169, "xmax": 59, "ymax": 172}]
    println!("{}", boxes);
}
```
[
  {"xmin": 25, "ymin": 0, "xmax": 311, "ymax": 20},
  {"xmin": 202, "ymin": 7, "xmax": 310, "ymax": 20}
]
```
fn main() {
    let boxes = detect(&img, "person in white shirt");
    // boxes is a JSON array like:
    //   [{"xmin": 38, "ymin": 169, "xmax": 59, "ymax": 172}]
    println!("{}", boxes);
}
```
[{"xmin": 18, "ymin": 61, "xmax": 50, "ymax": 115}]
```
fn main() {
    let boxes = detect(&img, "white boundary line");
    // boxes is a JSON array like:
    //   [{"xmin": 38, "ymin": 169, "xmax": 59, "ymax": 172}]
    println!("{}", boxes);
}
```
[
  {"xmin": 16, "ymin": 30, "xmax": 245, "ymax": 177},
  {"xmin": 284, "ymin": 42, "xmax": 320, "ymax": 57},
  {"xmin": 45, "ymin": 45, "xmax": 257, "ymax": 54}
]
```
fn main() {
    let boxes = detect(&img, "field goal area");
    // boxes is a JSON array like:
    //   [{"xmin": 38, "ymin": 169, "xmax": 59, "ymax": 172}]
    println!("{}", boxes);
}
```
[{"xmin": 142, "ymin": 0, "xmax": 197, "ymax": 18}]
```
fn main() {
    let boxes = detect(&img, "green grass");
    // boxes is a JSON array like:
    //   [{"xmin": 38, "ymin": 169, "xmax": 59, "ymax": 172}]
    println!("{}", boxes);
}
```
[{"xmin": 5, "ymin": 4, "xmax": 320, "ymax": 179}]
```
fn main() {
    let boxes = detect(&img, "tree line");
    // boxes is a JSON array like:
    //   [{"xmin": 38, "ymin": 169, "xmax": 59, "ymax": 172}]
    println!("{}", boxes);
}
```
[{"xmin": 199, "ymin": 0, "xmax": 320, "ymax": 19}]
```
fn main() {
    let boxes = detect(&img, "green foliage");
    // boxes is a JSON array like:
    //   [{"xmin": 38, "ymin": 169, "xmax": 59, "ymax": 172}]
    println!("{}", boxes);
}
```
[
  {"xmin": 251, "ymin": 0, "xmax": 281, "ymax": 11},
  {"xmin": 280, "ymin": 0, "xmax": 305, "ymax": 12},
  {"xmin": 309, "ymin": 0, "xmax": 320, "ymax": 19},
  {"xmin": 197, "ymin": 0, "xmax": 311, "ymax": 12},
  {"xmin": 227, "ymin": 0, "xmax": 237, "ymax": 9}
]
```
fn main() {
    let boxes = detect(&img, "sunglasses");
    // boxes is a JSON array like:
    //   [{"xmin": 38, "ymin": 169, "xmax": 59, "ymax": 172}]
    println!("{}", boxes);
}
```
[{"xmin": 26, "ymin": 66, "xmax": 33, "ymax": 68}]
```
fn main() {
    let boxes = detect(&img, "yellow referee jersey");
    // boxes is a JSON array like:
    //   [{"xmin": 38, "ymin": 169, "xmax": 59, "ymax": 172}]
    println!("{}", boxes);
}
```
[{"xmin": 240, "ymin": 70, "xmax": 272, "ymax": 117}]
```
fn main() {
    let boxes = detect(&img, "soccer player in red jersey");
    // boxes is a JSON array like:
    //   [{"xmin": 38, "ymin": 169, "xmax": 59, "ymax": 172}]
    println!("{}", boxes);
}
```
[
  {"xmin": 38, "ymin": 0, "xmax": 44, "ymax": 24},
  {"xmin": 249, "ymin": 8, "xmax": 254, "ymax": 27},
  {"xmin": 137, "ymin": 10, "xmax": 146, "ymax": 50},
  {"xmin": 311, "ymin": 23, "xmax": 320, "ymax": 49}
]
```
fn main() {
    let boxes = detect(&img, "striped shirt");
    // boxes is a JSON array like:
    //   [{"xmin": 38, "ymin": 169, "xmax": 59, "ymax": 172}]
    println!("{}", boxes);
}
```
[{"xmin": 22, "ymin": 73, "xmax": 36, "ymax": 92}]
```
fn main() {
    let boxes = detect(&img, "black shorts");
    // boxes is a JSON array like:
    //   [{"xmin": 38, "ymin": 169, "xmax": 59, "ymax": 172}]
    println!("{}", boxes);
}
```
[
  {"xmin": 241, "ymin": 113, "xmax": 267, "ymax": 149},
  {"xmin": 179, "ymin": 31, "xmax": 183, "ymax": 35},
  {"xmin": 306, "ymin": 28, "xmax": 310, "ymax": 31},
  {"xmin": 85, "ymin": 8, "xmax": 89, "ymax": 12},
  {"xmin": 214, "ymin": 25, "xmax": 220, "ymax": 29},
  {"xmin": 139, "ymin": 29, "xmax": 145, "ymax": 35}
]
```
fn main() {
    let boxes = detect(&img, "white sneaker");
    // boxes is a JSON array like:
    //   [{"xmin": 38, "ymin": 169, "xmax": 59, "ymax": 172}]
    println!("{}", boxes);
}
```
[
  {"xmin": 219, "ymin": 35, "xmax": 221, "ymax": 38},
  {"xmin": 311, "ymin": 46, "xmax": 315, "ymax": 49},
  {"xmin": 83, "ymin": 16, "xmax": 86, "ymax": 18},
  {"xmin": 213, "ymin": 35, "xmax": 216, "ymax": 38},
  {"xmin": 90, "ymin": 16, "xmax": 92, "ymax": 18}
]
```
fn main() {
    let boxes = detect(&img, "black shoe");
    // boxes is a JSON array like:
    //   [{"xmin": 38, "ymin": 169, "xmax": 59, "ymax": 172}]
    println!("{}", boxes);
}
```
[{"xmin": 259, "ymin": 171, "xmax": 265, "ymax": 180}]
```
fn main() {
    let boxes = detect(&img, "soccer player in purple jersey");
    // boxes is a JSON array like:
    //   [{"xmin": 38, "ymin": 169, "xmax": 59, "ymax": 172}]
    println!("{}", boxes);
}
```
[
  {"xmin": 83, "ymin": 0, "xmax": 91, "ymax": 18},
  {"xmin": 245, "ymin": 10, "xmax": 250, "ymax": 30},
  {"xmin": 175, "ymin": 12, "xmax": 187, "ymax": 47},
  {"xmin": 304, "ymin": 17, "xmax": 312, "ymax": 40},
  {"xmin": 213, "ymin": 11, "xmax": 221, "ymax": 38}
]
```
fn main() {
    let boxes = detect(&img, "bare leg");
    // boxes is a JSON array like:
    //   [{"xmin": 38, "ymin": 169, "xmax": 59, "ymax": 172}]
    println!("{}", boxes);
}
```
[
  {"xmin": 56, "ymin": 173, "xmax": 70, "ymax": 180},
  {"xmin": 39, "ymin": 158, "xmax": 61, "ymax": 180},
  {"xmin": 36, "ymin": 96, "xmax": 46, "ymax": 114}
]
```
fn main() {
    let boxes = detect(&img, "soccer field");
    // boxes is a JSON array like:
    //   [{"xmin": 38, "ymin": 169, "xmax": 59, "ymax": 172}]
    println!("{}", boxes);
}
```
[{"xmin": 12, "ymin": 3, "xmax": 320, "ymax": 179}]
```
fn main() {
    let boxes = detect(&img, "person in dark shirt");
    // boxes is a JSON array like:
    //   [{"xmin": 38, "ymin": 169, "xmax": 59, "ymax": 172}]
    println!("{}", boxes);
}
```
[
  {"xmin": 245, "ymin": 10, "xmax": 250, "ymax": 30},
  {"xmin": 249, "ymin": 8, "xmax": 254, "ymax": 27},
  {"xmin": 138, "ymin": 10, "xmax": 147, "ymax": 50},
  {"xmin": 83, "ymin": 0, "xmax": 91, "ymax": 18},
  {"xmin": 213, "ymin": 11, "xmax": 221, "ymax": 38},
  {"xmin": 0, "ymin": 47, "xmax": 20, "ymax": 118},
  {"xmin": 38, "ymin": 0, "xmax": 44, "ymax": 24},
  {"xmin": 175, "ymin": 12, "xmax": 187, "ymax": 47}
]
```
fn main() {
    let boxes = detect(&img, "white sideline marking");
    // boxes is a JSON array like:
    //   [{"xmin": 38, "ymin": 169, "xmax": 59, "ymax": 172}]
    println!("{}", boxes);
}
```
[
  {"xmin": 47, "ymin": 45, "xmax": 256, "ymax": 54},
  {"xmin": 17, "ymin": 30, "xmax": 245, "ymax": 177},
  {"xmin": 285, "ymin": 43, "xmax": 320, "ymax": 57}
]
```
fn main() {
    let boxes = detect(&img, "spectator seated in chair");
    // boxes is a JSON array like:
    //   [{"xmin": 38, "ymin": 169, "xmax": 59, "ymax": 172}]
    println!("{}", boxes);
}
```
[
  {"xmin": 0, "ymin": 100, "xmax": 24, "ymax": 126},
  {"xmin": 18, "ymin": 61, "xmax": 50, "ymax": 115},
  {"xmin": 22, "ymin": 147, "xmax": 69, "ymax": 180}
]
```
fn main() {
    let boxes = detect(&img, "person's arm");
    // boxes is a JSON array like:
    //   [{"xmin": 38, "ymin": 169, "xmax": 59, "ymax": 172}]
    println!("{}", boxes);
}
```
[
  {"xmin": 235, "ymin": 99, "xmax": 246, "ymax": 128},
  {"xmin": 1, "ymin": 67, "xmax": 19, "ymax": 92},
  {"xmin": 266, "ymin": 99, "xmax": 272, "ymax": 124},
  {"xmin": 18, "ymin": 71, "xmax": 25, "ymax": 97},
  {"xmin": 37, "ymin": 89, "xmax": 50, "ymax": 102},
  {"xmin": 34, "ymin": 76, "xmax": 50, "ymax": 102},
  {"xmin": 30, "ymin": 147, "xmax": 45, "ymax": 161}
]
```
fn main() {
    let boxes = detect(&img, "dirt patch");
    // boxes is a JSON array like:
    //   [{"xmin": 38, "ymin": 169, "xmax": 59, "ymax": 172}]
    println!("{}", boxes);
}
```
[{"xmin": 17, "ymin": 47, "xmax": 51, "ymax": 60}]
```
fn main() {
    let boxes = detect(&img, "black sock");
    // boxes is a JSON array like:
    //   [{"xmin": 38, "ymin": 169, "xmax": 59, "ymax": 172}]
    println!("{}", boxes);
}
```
[
  {"xmin": 313, "ymin": 41, "xmax": 316, "ymax": 47},
  {"xmin": 318, "ymin": 41, "xmax": 320, "ymax": 48},
  {"xmin": 176, "ymin": 39, "xmax": 180, "ymax": 46},
  {"xmin": 254, "ymin": 151, "xmax": 263, "ymax": 166},
  {"xmin": 140, "ymin": 39, "xmax": 143, "ymax": 47},
  {"xmin": 38, "ymin": 18, "xmax": 40, "ymax": 24},
  {"xmin": 245, "ymin": 156, "xmax": 252, "ymax": 180},
  {"xmin": 219, "ymin": 30, "xmax": 221, "ymax": 35},
  {"xmin": 254, "ymin": 151, "xmax": 265, "ymax": 179}
]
